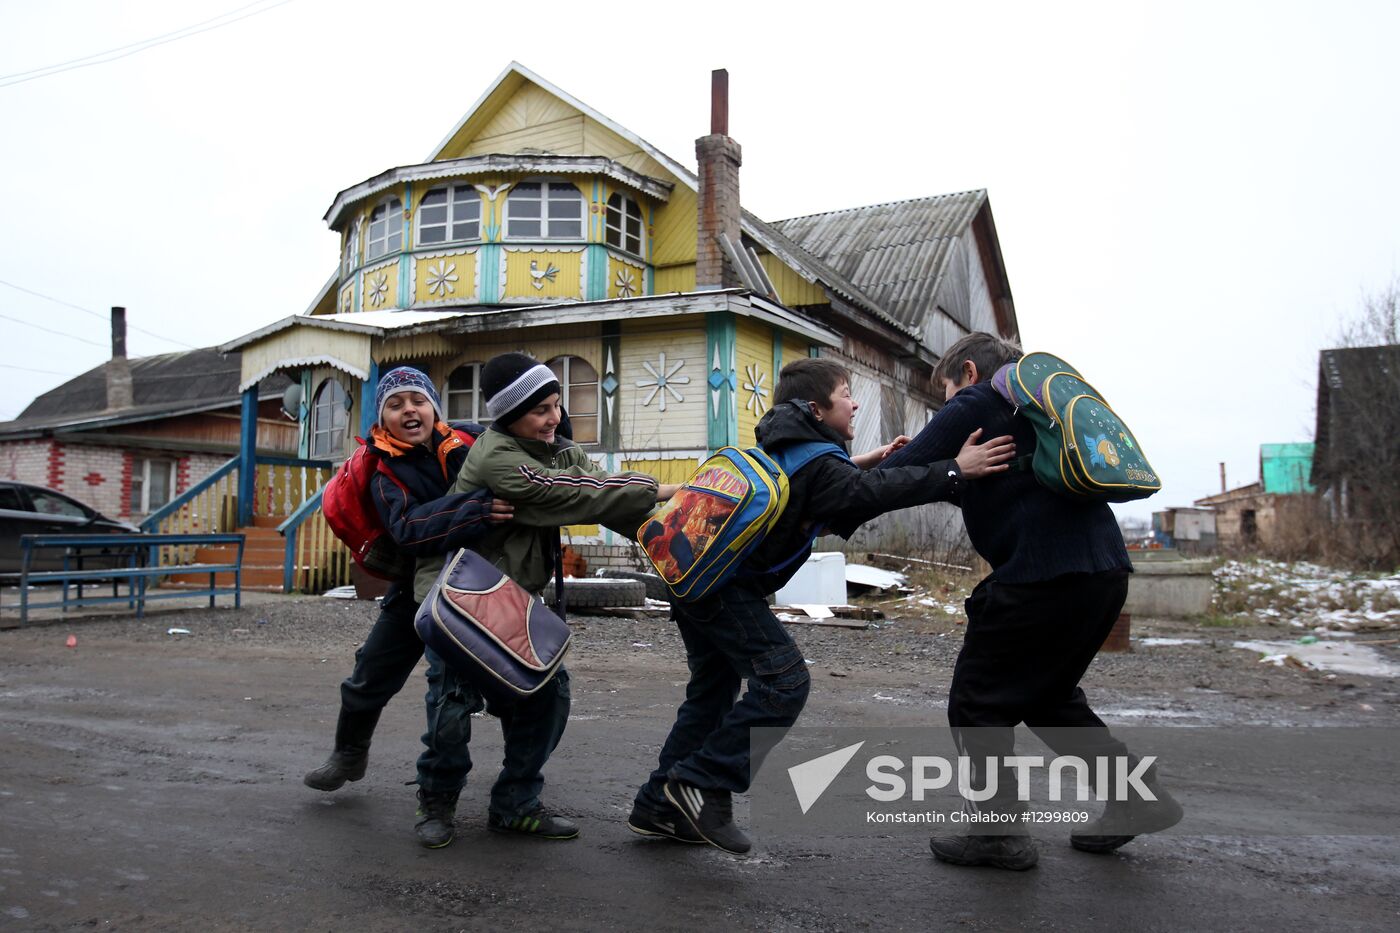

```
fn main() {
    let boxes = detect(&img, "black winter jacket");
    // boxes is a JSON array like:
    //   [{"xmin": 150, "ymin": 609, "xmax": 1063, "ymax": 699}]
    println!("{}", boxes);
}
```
[
  {"xmin": 738, "ymin": 401, "xmax": 965, "ymax": 595},
  {"xmin": 368, "ymin": 421, "xmax": 495, "ymax": 606}
]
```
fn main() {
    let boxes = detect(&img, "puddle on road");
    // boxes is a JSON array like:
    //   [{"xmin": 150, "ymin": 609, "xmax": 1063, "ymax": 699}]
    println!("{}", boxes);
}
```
[{"xmin": 1232, "ymin": 640, "xmax": 1400, "ymax": 678}]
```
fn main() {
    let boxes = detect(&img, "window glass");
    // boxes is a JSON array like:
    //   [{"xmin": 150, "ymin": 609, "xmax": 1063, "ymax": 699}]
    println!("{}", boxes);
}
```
[
  {"xmin": 547, "ymin": 356, "xmax": 599, "ymax": 444},
  {"xmin": 366, "ymin": 197, "xmax": 403, "ymax": 259},
  {"xmin": 418, "ymin": 186, "xmax": 481, "ymax": 245},
  {"xmin": 446, "ymin": 363, "xmax": 487, "ymax": 423},
  {"xmin": 506, "ymin": 181, "xmax": 583, "ymax": 240},
  {"xmin": 0, "ymin": 486, "xmax": 23, "ymax": 510},
  {"xmin": 605, "ymin": 193, "xmax": 644, "ymax": 255},
  {"xmin": 311, "ymin": 379, "xmax": 350, "ymax": 459},
  {"xmin": 31, "ymin": 490, "xmax": 87, "ymax": 518}
]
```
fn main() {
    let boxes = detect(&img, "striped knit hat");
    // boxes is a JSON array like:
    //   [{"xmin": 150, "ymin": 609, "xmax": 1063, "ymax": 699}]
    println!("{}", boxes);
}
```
[
  {"xmin": 481, "ymin": 353, "xmax": 560, "ymax": 427},
  {"xmin": 374, "ymin": 366, "xmax": 443, "ymax": 425}
]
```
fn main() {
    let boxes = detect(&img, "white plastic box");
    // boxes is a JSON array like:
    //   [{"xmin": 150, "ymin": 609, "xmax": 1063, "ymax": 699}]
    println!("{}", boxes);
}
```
[{"xmin": 773, "ymin": 551, "xmax": 847, "ymax": 607}]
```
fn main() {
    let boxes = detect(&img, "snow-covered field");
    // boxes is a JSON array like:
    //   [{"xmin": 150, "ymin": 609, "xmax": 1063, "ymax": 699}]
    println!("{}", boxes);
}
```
[{"xmin": 1215, "ymin": 558, "xmax": 1400, "ymax": 632}]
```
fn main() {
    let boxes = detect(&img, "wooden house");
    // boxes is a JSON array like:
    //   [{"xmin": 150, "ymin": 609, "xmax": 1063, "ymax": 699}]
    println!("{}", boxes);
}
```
[{"xmin": 206, "ymin": 63, "xmax": 1021, "ymax": 589}]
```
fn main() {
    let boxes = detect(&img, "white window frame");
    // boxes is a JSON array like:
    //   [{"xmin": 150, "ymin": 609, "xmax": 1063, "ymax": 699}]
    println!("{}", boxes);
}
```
[
  {"xmin": 504, "ymin": 180, "xmax": 585, "ymax": 240},
  {"xmin": 129, "ymin": 457, "xmax": 177, "ymax": 515},
  {"xmin": 365, "ymin": 197, "xmax": 404, "ymax": 260},
  {"xmin": 547, "ymin": 355, "xmax": 599, "ymax": 445},
  {"xmin": 444, "ymin": 362, "xmax": 488, "ymax": 424},
  {"xmin": 310, "ymin": 378, "xmax": 350, "ymax": 460},
  {"xmin": 605, "ymin": 193, "xmax": 644, "ymax": 256},
  {"xmin": 417, "ymin": 185, "xmax": 483, "ymax": 246}
]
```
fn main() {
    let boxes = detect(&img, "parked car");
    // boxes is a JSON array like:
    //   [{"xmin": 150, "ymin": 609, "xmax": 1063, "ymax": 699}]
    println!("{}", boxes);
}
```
[{"xmin": 0, "ymin": 481, "xmax": 140, "ymax": 573}]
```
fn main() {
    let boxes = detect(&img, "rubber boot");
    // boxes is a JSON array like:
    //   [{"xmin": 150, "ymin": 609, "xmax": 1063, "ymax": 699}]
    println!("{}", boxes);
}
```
[
  {"xmin": 303, "ymin": 708, "xmax": 382, "ymax": 791},
  {"xmin": 1071, "ymin": 757, "xmax": 1183, "ymax": 853}
]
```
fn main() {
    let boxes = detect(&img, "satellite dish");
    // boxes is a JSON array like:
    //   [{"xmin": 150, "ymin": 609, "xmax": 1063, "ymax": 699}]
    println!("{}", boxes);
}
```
[{"xmin": 281, "ymin": 383, "xmax": 303, "ymax": 421}]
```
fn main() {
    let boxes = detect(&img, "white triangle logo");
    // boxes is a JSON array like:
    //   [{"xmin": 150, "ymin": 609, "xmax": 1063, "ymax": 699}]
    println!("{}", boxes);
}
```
[{"xmin": 787, "ymin": 741, "xmax": 865, "ymax": 815}]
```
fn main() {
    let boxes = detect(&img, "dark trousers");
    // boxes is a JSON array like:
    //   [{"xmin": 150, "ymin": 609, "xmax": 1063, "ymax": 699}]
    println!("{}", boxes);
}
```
[
  {"xmin": 637, "ymin": 583, "xmax": 812, "ymax": 807},
  {"xmin": 337, "ymin": 589, "xmax": 471, "ymax": 792},
  {"xmin": 421, "ymin": 647, "xmax": 571, "ymax": 816},
  {"xmin": 948, "ymin": 570, "xmax": 1131, "ymax": 807}
]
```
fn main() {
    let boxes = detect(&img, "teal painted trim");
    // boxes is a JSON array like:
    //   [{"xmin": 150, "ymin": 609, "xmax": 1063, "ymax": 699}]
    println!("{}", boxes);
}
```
[
  {"xmin": 237, "ymin": 389, "xmax": 257, "ymax": 526},
  {"xmin": 479, "ymin": 243, "xmax": 501, "ymax": 301},
  {"xmin": 298, "ymin": 370, "xmax": 312, "ymax": 459},
  {"xmin": 771, "ymin": 325, "xmax": 784, "ymax": 388},
  {"xmin": 600, "ymin": 321, "xmax": 621, "ymax": 450},
  {"xmin": 278, "ymin": 488, "xmax": 325, "ymax": 593},
  {"xmin": 705, "ymin": 312, "xmax": 738, "ymax": 451},
  {"xmin": 359, "ymin": 359, "xmax": 380, "ymax": 436},
  {"xmin": 809, "ymin": 344, "xmax": 819, "ymax": 358},
  {"xmin": 591, "ymin": 180, "xmax": 601, "ymax": 242},
  {"xmin": 586, "ymin": 244, "xmax": 607, "ymax": 301},
  {"xmin": 398, "ymin": 254, "xmax": 411, "ymax": 308}
]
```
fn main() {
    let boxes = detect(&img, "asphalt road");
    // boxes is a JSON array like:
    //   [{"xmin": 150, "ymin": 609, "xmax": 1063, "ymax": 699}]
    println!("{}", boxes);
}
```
[{"xmin": 2, "ymin": 598, "xmax": 1397, "ymax": 932}]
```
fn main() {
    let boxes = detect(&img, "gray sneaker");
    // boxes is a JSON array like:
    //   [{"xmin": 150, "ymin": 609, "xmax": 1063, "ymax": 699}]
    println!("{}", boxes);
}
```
[
  {"xmin": 930, "ymin": 833, "xmax": 1039, "ymax": 870},
  {"xmin": 414, "ymin": 788, "xmax": 459, "ymax": 849}
]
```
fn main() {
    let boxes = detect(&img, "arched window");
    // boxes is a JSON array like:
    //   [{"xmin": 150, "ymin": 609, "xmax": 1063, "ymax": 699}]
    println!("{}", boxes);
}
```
[
  {"xmin": 365, "ymin": 197, "xmax": 403, "ymax": 260},
  {"xmin": 505, "ymin": 182, "xmax": 584, "ymax": 239},
  {"xmin": 310, "ymin": 378, "xmax": 350, "ymax": 460},
  {"xmin": 341, "ymin": 219, "xmax": 360, "ymax": 278},
  {"xmin": 418, "ymin": 185, "xmax": 482, "ymax": 245},
  {"xmin": 445, "ymin": 362, "xmax": 486, "ymax": 423},
  {"xmin": 547, "ymin": 355, "xmax": 598, "ymax": 444},
  {"xmin": 605, "ymin": 193, "xmax": 644, "ymax": 256}
]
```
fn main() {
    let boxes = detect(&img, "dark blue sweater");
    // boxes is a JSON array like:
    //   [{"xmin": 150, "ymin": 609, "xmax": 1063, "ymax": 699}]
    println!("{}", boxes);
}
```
[{"xmin": 876, "ymin": 383, "xmax": 1131, "ymax": 584}]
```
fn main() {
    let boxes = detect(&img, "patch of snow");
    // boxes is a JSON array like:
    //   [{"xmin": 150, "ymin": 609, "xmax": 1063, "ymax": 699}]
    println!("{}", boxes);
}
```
[
  {"xmin": 1232, "ymin": 640, "xmax": 1400, "ymax": 678},
  {"xmin": 1137, "ymin": 637, "xmax": 1204, "ymax": 646}
]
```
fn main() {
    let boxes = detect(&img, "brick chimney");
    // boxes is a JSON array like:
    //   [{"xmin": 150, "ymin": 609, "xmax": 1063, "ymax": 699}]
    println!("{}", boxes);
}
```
[
  {"xmin": 695, "ymin": 69, "xmax": 742, "ymax": 290},
  {"xmin": 106, "ymin": 306, "xmax": 134, "ymax": 411}
]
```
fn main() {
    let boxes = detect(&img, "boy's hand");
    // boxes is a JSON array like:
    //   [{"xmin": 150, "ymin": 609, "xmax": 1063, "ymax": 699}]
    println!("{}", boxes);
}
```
[
  {"xmin": 954, "ymin": 428, "xmax": 1016, "ymax": 478},
  {"xmin": 852, "ymin": 435, "xmax": 912, "ymax": 469},
  {"xmin": 656, "ymin": 483, "xmax": 682, "ymax": 501},
  {"xmin": 487, "ymin": 498, "xmax": 515, "ymax": 523}
]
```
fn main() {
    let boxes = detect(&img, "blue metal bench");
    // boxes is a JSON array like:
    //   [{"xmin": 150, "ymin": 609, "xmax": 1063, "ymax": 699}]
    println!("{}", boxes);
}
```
[{"xmin": 7, "ymin": 533, "xmax": 245, "ymax": 626}]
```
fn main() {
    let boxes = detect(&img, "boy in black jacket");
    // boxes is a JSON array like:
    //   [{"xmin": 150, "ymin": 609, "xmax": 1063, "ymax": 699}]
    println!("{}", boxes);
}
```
[
  {"xmin": 875, "ymin": 333, "xmax": 1183, "ymax": 870},
  {"xmin": 629, "ymin": 357, "xmax": 1015, "ymax": 853},
  {"xmin": 303, "ymin": 367, "xmax": 514, "ymax": 849}
]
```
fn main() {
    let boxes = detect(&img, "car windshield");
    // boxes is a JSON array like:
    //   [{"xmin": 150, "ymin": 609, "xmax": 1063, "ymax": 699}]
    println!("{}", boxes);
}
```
[{"xmin": 29, "ymin": 490, "xmax": 89, "ymax": 518}]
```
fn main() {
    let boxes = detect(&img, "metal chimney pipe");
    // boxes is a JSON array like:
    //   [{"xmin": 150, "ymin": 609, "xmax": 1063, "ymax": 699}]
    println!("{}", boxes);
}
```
[{"xmin": 111, "ymin": 306, "xmax": 128, "ymax": 359}]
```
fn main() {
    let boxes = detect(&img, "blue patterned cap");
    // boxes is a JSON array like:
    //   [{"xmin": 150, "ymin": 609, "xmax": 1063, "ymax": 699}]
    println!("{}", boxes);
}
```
[{"xmin": 375, "ymin": 367, "xmax": 443, "ymax": 425}]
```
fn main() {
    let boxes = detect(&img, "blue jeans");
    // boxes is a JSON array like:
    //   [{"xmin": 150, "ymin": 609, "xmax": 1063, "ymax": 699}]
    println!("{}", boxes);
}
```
[
  {"xmin": 420, "ymin": 647, "xmax": 571, "ymax": 817},
  {"xmin": 636, "ymin": 583, "xmax": 811, "ymax": 807}
]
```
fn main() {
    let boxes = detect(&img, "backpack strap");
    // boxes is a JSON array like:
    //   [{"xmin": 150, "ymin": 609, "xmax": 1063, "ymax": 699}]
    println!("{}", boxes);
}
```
[{"xmin": 748, "ymin": 441, "xmax": 852, "ymax": 578}]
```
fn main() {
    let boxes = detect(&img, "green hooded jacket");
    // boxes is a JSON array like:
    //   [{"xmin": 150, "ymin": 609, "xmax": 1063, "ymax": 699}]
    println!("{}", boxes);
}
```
[{"xmin": 413, "ymin": 425, "xmax": 659, "ymax": 601}]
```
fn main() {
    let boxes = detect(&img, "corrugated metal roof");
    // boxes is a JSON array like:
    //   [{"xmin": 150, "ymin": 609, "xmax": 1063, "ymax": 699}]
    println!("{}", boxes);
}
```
[{"xmin": 772, "ymin": 190, "xmax": 988, "ymax": 333}]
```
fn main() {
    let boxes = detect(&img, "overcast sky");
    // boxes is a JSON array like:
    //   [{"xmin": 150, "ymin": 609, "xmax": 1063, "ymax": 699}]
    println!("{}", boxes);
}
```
[{"xmin": 2, "ymin": 0, "xmax": 1396, "ymax": 518}]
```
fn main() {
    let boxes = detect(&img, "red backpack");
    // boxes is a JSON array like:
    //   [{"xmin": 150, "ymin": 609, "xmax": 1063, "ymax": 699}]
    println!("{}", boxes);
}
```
[{"xmin": 323, "ymin": 428, "xmax": 475, "ymax": 580}]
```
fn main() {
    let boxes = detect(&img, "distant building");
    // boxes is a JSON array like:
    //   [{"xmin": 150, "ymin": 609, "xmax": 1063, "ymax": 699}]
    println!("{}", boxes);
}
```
[
  {"xmin": 1193, "ymin": 442, "xmax": 1317, "ymax": 552},
  {"xmin": 1150, "ymin": 506, "xmax": 1216, "ymax": 553}
]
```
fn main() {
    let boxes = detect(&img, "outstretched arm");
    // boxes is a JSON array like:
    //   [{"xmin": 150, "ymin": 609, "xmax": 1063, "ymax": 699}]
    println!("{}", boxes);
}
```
[{"xmin": 371, "ymin": 474, "xmax": 512, "ymax": 556}]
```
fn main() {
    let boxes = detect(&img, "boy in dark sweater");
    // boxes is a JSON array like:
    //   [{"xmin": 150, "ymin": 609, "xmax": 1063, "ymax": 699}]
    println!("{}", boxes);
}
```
[
  {"xmin": 875, "ymin": 333, "xmax": 1182, "ymax": 870},
  {"xmin": 629, "ymin": 358, "xmax": 1015, "ymax": 854}
]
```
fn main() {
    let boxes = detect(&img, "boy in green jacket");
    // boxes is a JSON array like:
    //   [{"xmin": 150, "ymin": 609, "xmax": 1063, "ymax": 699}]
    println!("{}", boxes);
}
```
[{"xmin": 414, "ymin": 352, "xmax": 676, "ymax": 842}]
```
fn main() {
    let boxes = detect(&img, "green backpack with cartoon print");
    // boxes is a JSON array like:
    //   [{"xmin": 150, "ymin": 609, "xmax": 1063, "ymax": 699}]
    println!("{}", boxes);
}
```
[{"xmin": 990, "ymin": 352, "xmax": 1161, "ymax": 502}]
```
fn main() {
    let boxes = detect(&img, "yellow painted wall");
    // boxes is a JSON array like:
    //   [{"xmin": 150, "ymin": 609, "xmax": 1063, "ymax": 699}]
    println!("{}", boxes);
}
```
[
  {"xmin": 651, "ymin": 185, "xmax": 697, "ymax": 269},
  {"xmin": 620, "ymin": 457, "xmax": 701, "ymax": 486},
  {"xmin": 338, "ymin": 283, "xmax": 354, "ymax": 314},
  {"xmin": 760, "ymin": 255, "xmax": 828, "ymax": 307},
  {"xmin": 607, "ymin": 254, "xmax": 646, "ymax": 299},
  {"xmin": 735, "ymin": 317, "xmax": 775, "ymax": 444},
  {"xmin": 782, "ymin": 332, "xmax": 810, "ymax": 371},
  {"xmin": 619, "ymin": 320, "xmax": 707, "ymax": 451},
  {"xmin": 503, "ymin": 247, "xmax": 585, "ymax": 300},
  {"xmin": 653, "ymin": 265, "xmax": 696, "ymax": 294},
  {"xmin": 360, "ymin": 261, "xmax": 399, "ymax": 312},
  {"xmin": 378, "ymin": 332, "xmax": 460, "ymax": 364},
  {"xmin": 413, "ymin": 250, "xmax": 477, "ymax": 304}
]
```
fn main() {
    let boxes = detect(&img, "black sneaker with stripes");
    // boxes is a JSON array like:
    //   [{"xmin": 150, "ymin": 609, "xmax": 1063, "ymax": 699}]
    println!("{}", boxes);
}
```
[
  {"xmin": 487, "ymin": 806, "xmax": 579, "ymax": 840},
  {"xmin": 627, "ymin": 798, "xmax": 704, "ymax": 843},
  {"xmin": 663, "ymin": 778, "xmax": 752, "ymax": 854}
]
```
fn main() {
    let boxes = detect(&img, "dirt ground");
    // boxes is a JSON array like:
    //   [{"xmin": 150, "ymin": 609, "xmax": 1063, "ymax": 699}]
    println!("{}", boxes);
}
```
[{"xmin": 2, "ymin": 591, "xmax": 1398, "ymax": 932}]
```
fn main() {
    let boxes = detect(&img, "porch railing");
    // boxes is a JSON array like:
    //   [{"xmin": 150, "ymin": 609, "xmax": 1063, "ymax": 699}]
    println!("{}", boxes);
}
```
[
  {"xmin": 141, "ymin": 454, "xmax": 350, "ymax": 593},
  {"xmin": 277, "ymin": 489, "xmax": 351, "ymax": 594}
]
